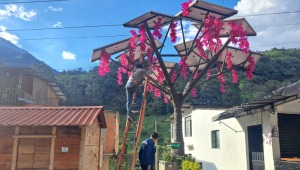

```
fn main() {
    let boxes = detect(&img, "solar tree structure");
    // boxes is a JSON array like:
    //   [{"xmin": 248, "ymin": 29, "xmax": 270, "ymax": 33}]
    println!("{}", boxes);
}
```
[{"xmin": 91, "ymin": 0, "xmax": 262, "ymax": 157}]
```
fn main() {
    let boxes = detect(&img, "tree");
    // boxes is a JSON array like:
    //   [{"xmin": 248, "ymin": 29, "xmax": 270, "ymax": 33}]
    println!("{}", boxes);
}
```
[{"xmin": 91, "ymin": 0, "xmax": 262, "ymax": 156}]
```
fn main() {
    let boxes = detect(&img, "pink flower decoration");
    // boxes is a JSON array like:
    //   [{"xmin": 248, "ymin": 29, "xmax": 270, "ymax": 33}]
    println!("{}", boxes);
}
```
[
  {"xmin": 129, "ymin": 30, "xmax": 137, "ymax": 49},
  {"xmin": 228, "ymin": 21, "xmax": 250, "ymax": 54},
  {"xmin": 246, "ymin": 56, "xmax": 255, "ymax": 79},
  {"xmin": 127, "ymin": 71, "xmax": 132, "ymax": 78},
  {"xmin": 201, "ymin": 15, "xmax": 223, "ymax": 53},
  {"xmin": 139, "ymin": 25, "xmax": 147, "ymax": 52},
  {"xmin": 221, "ymin": 83, "xmax": 226, "ymax": 93},
  {"xmin": 170, "ymin": 21, "xmax": 177, "ymax": 43},
  {"xmin": 196, "ymin": 38, "xmax": 208, "ymax": 59},
  {"xmin": 147, "ymin": 48, "xmax": 153, "ymax": 62},
  {"xmin": 191, "ymin": 88, "xmax": 197, "ymax": 97},
  {"xmin": 120, "ymin": 53, "xmax": 128, "ymax": 68},
  {"xmin": 206, "ymin": 69, "xmax": 211, "ymax": 80},
  {"xmin": 156, "ymin": 67, "xmax": 164, "ymax": 84},
  {"xmin": 164, "ymin": 94, "xmax": 169, "ymax": 103},
  {"xmin": 117, "ymin": 68, "xmax": 123, "ymax": 85},
  {"xmin": 181, "ymin": 0, "xmax": 192, "ymax": 17},
  {"xmin": 218, "ymin": 73, "xmax": 225, "ymax": 83},
  {"xmin": 218, "ymin": 72, "xmax": 226, "ymax": 93},
  {"xmin": 116, "ymin": 53, "xmax": 128, "ymax": 85},
  {"xmin": 129, "ymin": 30, "xmax": 137, "ymax": 62},
  {"xmin": 154, "ymin": 88, "xmax": 161, "ymax": 98},
  {"xmin": 179, "ymin": 56, "xmax": 188, "ymax": 80},
  {"xmin": 232, "ymin": 69, "xmax": 238, "ymax": 83},
  {"xmin": 152, "ymin": 17, "xmax": 162, "ymax": 39},
  {"xmin": 171, "ymin": 70, "xmax": 177, "ymax": 83},
  {"xmin": 225, "ymin": 51, "xmax": 232, "ymax": 70},
  {"xmin": 193, "ymin": 70, "xmax": 198, "ymax": 79},
  {"xmin": 148, "ymin": 84, "xmax": 161, "ymax": 98},
  {"xmin": 98, "ymin": 50, "xmax": 111, "ymax": 76}
]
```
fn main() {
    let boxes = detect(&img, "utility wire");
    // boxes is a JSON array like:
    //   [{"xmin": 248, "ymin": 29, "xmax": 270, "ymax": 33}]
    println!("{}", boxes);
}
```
[
  {"xmin": 21, "ymin": 34, "xmax": 128, "ymax": 40},
  {"xmin": 252, "ymin": 41, "xmax": 300, "ymax": 48},
  {"xmin": 19, "ymin": 22, "xmax": 300, "ymax": 40},
  {"xmin": 7, "ymin": 24, "xmax": 123, "ymax": 32},
  {"xmin": 241, "ymin": 10, "xmax": 300, "ymax": 17},
  {"xmin": 220, "ymin": 0, "xmax": 225, "ymax": 6},
  {"xmin": 0, "ymin": 0, "xmax": 69, "ymax": 5},
  {"xmin": 5, "ymin": 11, "xmax": 300, "ymax": 32}
]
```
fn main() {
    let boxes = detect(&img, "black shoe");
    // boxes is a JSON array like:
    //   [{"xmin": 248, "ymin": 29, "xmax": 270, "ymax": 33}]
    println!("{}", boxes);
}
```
[{"xmin": 127, "ymin": 116, "xmax": 133, "ymax": 122}]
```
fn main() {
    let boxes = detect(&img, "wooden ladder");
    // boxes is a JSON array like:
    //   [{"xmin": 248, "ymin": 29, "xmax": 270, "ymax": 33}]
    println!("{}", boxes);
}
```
[{"xmin": 117, "ymin": 76, "xmax": 149, "ymax": 170}]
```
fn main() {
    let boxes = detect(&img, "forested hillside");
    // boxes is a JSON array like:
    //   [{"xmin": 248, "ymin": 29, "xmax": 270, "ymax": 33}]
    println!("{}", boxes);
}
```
[{"xmin": 56, "ymin": 48, "xmax": 300, "ymax": 115}]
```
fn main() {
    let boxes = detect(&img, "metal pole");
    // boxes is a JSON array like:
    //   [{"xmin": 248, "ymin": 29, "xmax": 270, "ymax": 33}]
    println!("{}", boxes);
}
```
[{"xmin": 155, "ymin": 120, "xmax": 158, "ymax": 170}]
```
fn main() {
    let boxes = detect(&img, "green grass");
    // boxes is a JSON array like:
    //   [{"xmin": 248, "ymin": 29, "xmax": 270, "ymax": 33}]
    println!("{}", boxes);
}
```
[
  {"xmin": 111, "ymin": 114, "xmax": 171, "ymax": 169},
  {"xmin": 118, "ymin": 114, "xmax": 171, "ymax": 147}
]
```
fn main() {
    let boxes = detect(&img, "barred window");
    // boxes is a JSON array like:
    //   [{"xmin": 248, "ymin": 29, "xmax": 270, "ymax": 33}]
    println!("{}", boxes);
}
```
[
  {"xmin": 211, "ymin": 130, "xmax": 220, "ymax": 149},
  {"xmin": 185, "ymin": 116, "xmax": 192, "ymax": 137}
]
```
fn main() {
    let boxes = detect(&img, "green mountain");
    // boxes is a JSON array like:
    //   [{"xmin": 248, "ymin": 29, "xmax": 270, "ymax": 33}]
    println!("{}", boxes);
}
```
[{"xmin": 0, "ymin": 38, "xmax": 57, "ymax": 73}]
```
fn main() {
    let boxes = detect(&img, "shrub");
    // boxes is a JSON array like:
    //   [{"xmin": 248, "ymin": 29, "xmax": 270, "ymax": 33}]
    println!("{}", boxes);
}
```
[{"xmin": 182, "ymin": 160, "xmax": 201, "ymax": 170}]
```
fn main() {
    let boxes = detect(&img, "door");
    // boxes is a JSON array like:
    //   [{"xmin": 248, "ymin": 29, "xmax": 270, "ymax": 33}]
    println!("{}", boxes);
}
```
[
  {"xmin": 248, "ymin": 125, "xmax": 264, "ymax": 170},
  {"xmin": 17, "ymin": 138, "xmax": 51, "ymax": 170}
]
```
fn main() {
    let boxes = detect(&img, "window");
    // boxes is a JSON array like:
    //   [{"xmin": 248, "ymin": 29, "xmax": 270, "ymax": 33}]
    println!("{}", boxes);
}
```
[
  {"xmin": 171, "ymin": 122, "xmax": 175, "ymax": 139},
  {"xmin": 185, "ymin": 116, "xmax": 192, "ymax": 137},
  {"xmin": 211, "ymin": 130, "xmax": 220, "ymax": 149}
]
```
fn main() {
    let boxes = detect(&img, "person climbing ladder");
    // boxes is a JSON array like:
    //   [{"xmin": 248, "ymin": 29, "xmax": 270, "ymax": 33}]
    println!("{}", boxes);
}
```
[{"xmin": 125, "ymin": 63, "xmax": 152, "ymax": 122}]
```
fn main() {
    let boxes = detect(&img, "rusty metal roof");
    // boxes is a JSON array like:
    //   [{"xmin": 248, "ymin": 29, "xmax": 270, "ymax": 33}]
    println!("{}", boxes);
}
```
[{"xmin": 0, "ymin": 106, "xmax": 106, "ymax": 127}]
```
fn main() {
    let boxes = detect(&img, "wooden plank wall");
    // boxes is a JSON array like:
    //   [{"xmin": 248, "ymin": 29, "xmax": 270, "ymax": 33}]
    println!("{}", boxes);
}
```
[
  {"xmin": 79, "ymin": 121, "xmax": 101, "ymax": 170},
  {"xmin": 0, "ymin": 74, "xmax": 59, "ymax": 106},
  {"xmin": 31, "ymin": 77, "xmax": 59, "ymax": 106},
  {"xmin": 54, "ymin": 126, "xmax": 81, "ymax": 170},
  {"xmin": 0, "ymin": 127, "xmax": 14, "ymax": 170},
  {"xmin": 16, "ymin": 126, "xmax": 52, "ymax": 169},
  {"xmin": 0, "ymin": 126, "xmax": 85, "ymax": 170}
]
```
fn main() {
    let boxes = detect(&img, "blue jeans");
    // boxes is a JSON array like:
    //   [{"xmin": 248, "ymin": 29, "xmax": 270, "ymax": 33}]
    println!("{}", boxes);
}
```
[
  {"xmin": 126, "ymin": 82, "xmax": 143, "ymax": 117},
  {"xmin": 141, "ymin": 165, "xmax": 154, "ymax": 170}
]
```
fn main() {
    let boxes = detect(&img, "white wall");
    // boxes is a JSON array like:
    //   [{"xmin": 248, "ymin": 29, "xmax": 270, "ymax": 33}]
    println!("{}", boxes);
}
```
[
  {"xmin": 181, "ymin": 108, "xmax": 247, "ymax": 170},
  {"xmin": 171, "ymin": 100, "xmax": 300, "ymax": 170}
]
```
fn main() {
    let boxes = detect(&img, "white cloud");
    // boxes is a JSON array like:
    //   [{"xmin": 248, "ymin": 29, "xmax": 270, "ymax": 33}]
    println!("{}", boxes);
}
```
[
  {"xmin": 0, "ymin": 26, "xmax": 19, "ymax": 45},
  {"xmin": 234, "ymin": 0, "xmax": 300, "ymax": 51},
  {"xmin": 53, "ymin": 22, "xmax": 62, "ymax": 28},
  {"xmin": 46, "ymin": 6, "xmax": 63, "ymax": 12},
  {"xmin": 163, "ymin": 20, "xmax": 198, "ymax": 45},
  {"xmin": 0, "ymin": 4, "xmax": 36, "ymax": 21},
  {"xmin": 62, "ymin": 51, "xmax": 76, "ymax": 60}
]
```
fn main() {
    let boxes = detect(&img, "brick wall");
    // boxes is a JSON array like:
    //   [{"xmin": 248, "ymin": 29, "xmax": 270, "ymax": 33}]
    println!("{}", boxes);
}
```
[{"xmin": 104, "ymin": 110, "xmax": 119, "ymax": 154}]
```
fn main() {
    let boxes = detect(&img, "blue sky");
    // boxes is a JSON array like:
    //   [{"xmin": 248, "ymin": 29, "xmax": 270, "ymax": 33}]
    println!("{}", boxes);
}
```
[{"xmin": 1, "ymin": 0, "xmax": 300, "ymax": 71}]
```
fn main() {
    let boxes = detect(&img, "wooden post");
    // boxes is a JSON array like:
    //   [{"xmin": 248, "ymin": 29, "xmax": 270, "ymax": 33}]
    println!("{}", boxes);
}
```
[
  {"xmin": 79, "ymin": 126, "xmax": 87, "ymax": 170},
  {"xmin": 49, "ymin": 127, "xmax": 56, "ymax": 170},
  {"xmin": 155, "ymin": 121, "xmax": 158, "ymax": 170},
  {"xmin": 11, "ymin": 127, "xmax": 19, "ymax": 170}
]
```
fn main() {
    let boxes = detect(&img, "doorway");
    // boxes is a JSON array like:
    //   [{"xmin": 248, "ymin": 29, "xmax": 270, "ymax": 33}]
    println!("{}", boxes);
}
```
[{"xmin": 248, "ymin": 125, "xmax": 264, "ymax": 170}]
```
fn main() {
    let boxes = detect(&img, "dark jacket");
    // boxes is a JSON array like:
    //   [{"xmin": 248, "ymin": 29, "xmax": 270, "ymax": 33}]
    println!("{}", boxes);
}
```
[{"xmin": 139, "ymin": 138, "xmax": 156, "ymax": 166}]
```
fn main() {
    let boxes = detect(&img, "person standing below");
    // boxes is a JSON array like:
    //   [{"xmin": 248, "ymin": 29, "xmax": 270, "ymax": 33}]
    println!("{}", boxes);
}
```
[
  {"xmin": 139, "ymin": 132, "xmax": 158, "ymax": 170},
  {"xmin": 125, "ymin": 63, "xmax": 152, "ymax": 122}
]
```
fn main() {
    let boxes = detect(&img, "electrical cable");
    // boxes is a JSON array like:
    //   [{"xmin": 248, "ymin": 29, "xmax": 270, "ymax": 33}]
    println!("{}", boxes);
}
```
[{"xmin": 0, "ymin": 0, "xmax": 70, "ymax": 5}]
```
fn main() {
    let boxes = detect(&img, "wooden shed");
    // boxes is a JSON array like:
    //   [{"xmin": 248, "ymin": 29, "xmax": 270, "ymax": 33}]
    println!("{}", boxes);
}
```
[
  {"xmin": 0, "ymin": 67, "xmax": 66, "ymax": 106},
  {"xmin": 0, "ymin": 106, "xmax": 107, "ymax": 170}
]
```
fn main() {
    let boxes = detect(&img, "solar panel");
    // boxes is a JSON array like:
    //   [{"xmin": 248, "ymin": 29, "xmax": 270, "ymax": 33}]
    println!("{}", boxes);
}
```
[
  {"xmin": 193, "ymin": 17, "xmax": 257, "ymax": 37},
  {"xmin": 124, "ymin": 11, "xmax": 176, "ymax": 29},
  {"xmin": 176, "ymin": 0, "xmax": 237, "ymax": 23}
]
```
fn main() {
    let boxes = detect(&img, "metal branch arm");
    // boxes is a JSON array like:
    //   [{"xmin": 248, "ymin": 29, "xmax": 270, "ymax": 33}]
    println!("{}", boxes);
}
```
[
  {"xmin": 144, "ymin": 22, "xmax": 177, "ymax": 97},
  {"xmin": 182, "ymin": 38, "xmax": 232, "ymax": 99}
]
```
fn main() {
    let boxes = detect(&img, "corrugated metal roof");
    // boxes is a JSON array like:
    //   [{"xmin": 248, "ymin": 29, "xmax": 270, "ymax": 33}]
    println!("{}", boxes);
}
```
[{"xmin": 0, "ymin": 106, "xmax": 106, "ymax": 127}]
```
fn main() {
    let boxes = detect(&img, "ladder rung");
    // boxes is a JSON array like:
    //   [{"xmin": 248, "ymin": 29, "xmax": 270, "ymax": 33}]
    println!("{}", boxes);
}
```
[
  {"xmin": 123, "ymin": 154, "xmax": 134, "ymax": 156},
  {"xmin": 126, "ymin": 131, "xmax": 136, "ymax": 134},
  {"xmin": 126, "ymin": 142, "xmax": 136, "ymax": 145}
]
